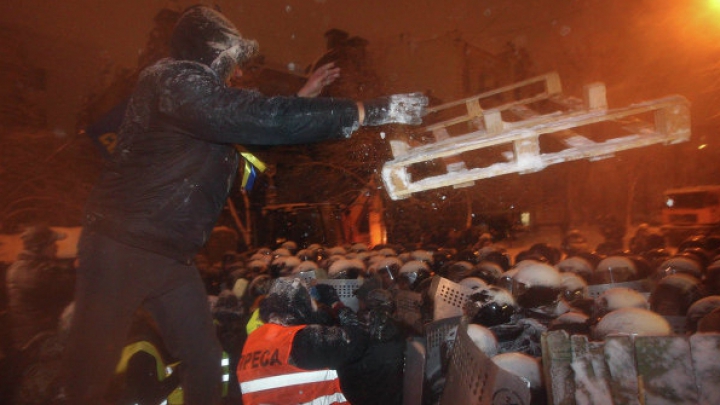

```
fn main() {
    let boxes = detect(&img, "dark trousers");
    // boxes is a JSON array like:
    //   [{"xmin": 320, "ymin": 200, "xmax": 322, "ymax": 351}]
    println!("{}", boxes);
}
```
[{"xmin": 62, "ymin": 231, "xmax": 222, "ymax": 405}]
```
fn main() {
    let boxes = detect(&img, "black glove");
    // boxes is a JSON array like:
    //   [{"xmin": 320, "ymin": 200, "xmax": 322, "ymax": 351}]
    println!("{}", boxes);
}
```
[
  {"xmin": 363, "ymin": 93, "xmax": 428, "ymax": 126},
  {"xmin": 313, "ymin": 284, "xmax": 341, "ymax": 307}
]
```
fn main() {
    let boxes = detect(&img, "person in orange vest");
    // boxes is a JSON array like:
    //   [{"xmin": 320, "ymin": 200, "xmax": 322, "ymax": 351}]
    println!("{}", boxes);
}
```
[{"xmin": 237, "ymin": 277, "xmax": 368, "ymax": 405}]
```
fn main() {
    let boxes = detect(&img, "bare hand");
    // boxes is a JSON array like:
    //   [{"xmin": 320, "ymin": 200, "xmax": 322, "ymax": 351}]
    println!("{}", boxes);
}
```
[{"xmin": 297, "ymin": 62, "xmax": 341, "ymax": 98}]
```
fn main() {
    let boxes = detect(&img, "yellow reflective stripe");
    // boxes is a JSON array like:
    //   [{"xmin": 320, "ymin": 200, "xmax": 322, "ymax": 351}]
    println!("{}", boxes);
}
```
[
  {"xmin": 115, "ymin": 341, "xmax": 168, "ymax": 380},
  {"xmin": 167, "ymin": 386, "xmax": 184, "ymax": 405},
  {"xmin": 246, "ymin": 308, "xmax": 265, "ymax": 335},
  {"xmin": 240, "ymin": 369, "xmax": 340, "ymax": 394}
]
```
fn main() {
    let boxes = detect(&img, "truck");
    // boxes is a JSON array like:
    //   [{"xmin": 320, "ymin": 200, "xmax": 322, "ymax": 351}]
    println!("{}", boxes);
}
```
[{"xmin": 660, "ymin": 185, "xmax": 720, "ymax": 245}]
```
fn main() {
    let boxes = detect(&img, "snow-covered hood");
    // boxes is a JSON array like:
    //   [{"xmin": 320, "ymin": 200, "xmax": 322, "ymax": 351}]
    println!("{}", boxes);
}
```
[{"xmin": 170, "ymin": 5, "xmax": 258, "ymax": 80}]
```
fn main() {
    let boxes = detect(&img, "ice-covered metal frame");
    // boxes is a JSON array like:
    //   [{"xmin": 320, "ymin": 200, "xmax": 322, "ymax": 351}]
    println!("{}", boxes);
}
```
[{"xmin": 381, "ymin": 72, "xmax": 691, "ymax": 200}]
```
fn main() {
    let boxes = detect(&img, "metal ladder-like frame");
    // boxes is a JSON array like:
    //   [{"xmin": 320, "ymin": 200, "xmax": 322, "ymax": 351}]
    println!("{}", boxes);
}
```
[{"xmin": 381, "ymin": 72, "xmax": 691, "ymax": 200}]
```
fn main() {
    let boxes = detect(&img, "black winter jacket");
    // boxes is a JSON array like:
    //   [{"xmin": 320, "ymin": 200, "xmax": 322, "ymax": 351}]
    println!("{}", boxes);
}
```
[{"xmin": 84, "ymin": 58, "xmax": 360, "ymax": 264}]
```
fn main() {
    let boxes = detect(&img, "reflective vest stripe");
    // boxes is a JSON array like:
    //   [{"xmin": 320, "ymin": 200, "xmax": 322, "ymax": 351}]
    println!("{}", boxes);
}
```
[
  {"xmin": 222, "ymin": 355, "xmax": 230, "ymax": 381},
  {"xmin": 221, "ymin": 352, "xmax": 230, "ymax": 396},
  {"xmin": 115, "ymin": 341, "xmax": 167, "ymax": 379},
  {"xmin": 240, "ymin": 369, "xmax": 344, "ymax": 395},
  {"xmin": 238, "ymin": 324, "xmax": 347, "ymax": 405},
  {"xmin": 299, "ymin": 392, "xmax": 348, "ymax": 405}
]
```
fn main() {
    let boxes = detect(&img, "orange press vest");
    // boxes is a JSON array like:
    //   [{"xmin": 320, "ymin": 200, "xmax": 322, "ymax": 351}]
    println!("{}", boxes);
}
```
[{"xmin": 237, "ymin": 323, "xmax": 349, "ymax": 405}]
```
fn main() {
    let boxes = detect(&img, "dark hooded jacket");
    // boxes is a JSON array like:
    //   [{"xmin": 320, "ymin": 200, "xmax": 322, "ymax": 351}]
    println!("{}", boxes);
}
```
[{"xmin": 83, "ymin": 6, "xmax": 361, "ymax": 264}]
